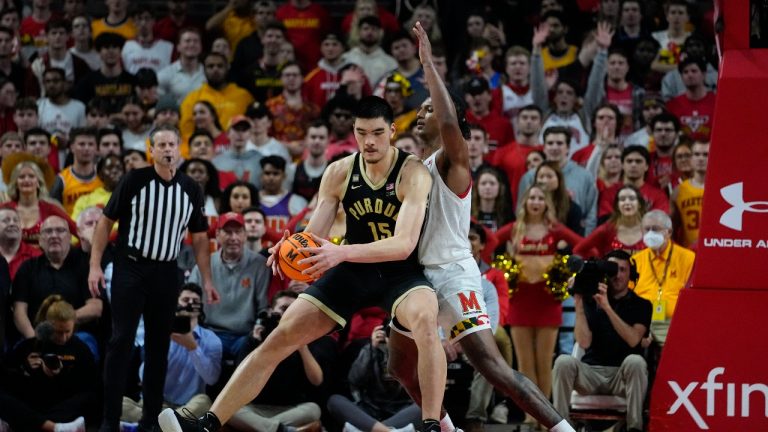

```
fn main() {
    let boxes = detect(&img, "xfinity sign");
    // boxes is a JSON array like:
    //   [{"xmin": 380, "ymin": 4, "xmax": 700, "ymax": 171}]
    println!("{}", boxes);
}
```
[{"xmin": 667, "ymin": 367, "xmax": 768, "ymax": 429}]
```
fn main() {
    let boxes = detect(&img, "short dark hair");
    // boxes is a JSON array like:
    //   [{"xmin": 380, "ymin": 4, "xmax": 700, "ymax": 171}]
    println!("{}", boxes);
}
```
[
  {"xmin": 272, "ymin": 289, "xmax": 299, "ymax": 306},
  {"xmin": 189, "ymin": 129, "xmax": 214, "ymax": 144},
  {"xmin": 468, "ymin": 123, "xmax": 487, "ymax": 137},
  {"xmin": 43, "ymin": 67, "xmax": 66, "ymax": 80},
  {"xmin": 98, "ymin": 127, "xmax": 123, "ymax": 147},
  {"xmin": 358, "ymin": 15, "xmax": 382, "ymax": 29},
  {"xmin": 260, "ymin": 155, "xmax": 286, "ymax": 171},
  {"xmin": 307, "ymin": 119, "xmax": 329, "ymax": 132},
  {"xmin": 24, "ymin": 127, "xmax": 51, "ymax": 143},
  {"xmin": 677, "ymin": 56, "xmax": 706, "ymax": 74},
  {"xmin": 94, "ymin": 32, "xmax": 126, "ymax": 50},
  {"xmin": 0, "ymin": 25, "xmax": 13, "ymax": 38},
  {"xmin": 518, "ymin": 104, "xmax": 543, "ymax": 117},
  {"xmin": 69, "ymin": 127, "xmax": 98, "ymax": 144},
  {"xmin": 46, "ymin": 18, "xmax": 70, "ymax": 33},
  {"xmin": 542, "ymin": 126, "xmax": 572, "ymax": 145},
  {"xmin": 591, "ymin": 103, "xmax": 623, "ymax": 139},
  {"xmin": 387, "ymin": 30, "xmax": 414, "ymax": 53},
  {"xmin": 279, "ymin": 61, "xmax": 302, "ymax": 75},
  {"xmin": 15, "ymin": 97, "xmax": 38, "ymax": 113},
  {"xmin": 541, "ymin": 10, "xmax": 567, "ymax": 26},
  {"xmin": 180, "ymin": 282, "xmax": 204, "ymax": 298},
  {"xmin": 87, "ymin": 97, "xmax": 110, "ymax": 115},
  {"xmin": 122, "ymin": 148, "xmax": 147, "ymax": 161},
  {"xmin": 469, "ymin": 222, "xmax": 487, "ymax": 244},
  {"xmin": 622, "ymin": 145, "xmax": 650, "ymax": 165},
  {"xmin": 355, "ymin": 96, "xmax": 394, "ymax": 124},
  {"xmin": 132, "ymin": 3, "xmax": 154, "ymax": 17},
  {"xmin": 262, "ymin": 20, "xmax": 287, "ymax": 35},
  {"xmin": 650, "ymin": 112, "xmax": 681, "ymax": 132},
  {"xmin": 242, "ymin": 206, "xmax": 267, "ymax": 221}
]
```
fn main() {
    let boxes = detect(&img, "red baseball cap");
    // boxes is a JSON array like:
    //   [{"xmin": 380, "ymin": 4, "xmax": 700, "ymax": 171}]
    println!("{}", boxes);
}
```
[{"xmin": 218, "ymin": 212, "xmax": 245, "ymax": 228}]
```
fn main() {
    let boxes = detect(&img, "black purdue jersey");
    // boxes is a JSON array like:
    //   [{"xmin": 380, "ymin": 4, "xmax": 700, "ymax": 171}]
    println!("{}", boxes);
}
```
[{"xmin": 341, "ymin": 149, "xmax": 420, "ymax": 268}]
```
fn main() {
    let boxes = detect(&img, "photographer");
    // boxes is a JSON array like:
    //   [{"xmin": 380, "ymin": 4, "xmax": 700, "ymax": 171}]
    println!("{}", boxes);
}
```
[
  {"xmin": 121, "ymin": 283, "xmax": 222, "ymax": 426},
  {"xmin": 327, "ymin": 319, "xmax": 420, "ymax": 432},
  {"xmin": 0, "ymin": 295, "xmax": 96, "ymax": 431},
  {"xmin": 552, "ymin": 250, "xmax": 652, "ymax": 432},
  {"xmin": 228, "ymin": 290, "xmax": 324, "ymax": 432}
]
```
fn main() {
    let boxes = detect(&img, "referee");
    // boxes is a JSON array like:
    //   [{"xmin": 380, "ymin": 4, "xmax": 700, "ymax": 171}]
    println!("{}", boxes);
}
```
[{"xmin": 88, "ymin": 125, "xmax": 220, "ymax": 432}]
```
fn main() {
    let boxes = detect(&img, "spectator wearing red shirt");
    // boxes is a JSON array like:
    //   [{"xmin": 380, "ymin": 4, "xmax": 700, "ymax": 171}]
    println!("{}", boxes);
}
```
[
  {"xmin": 490, "ymin": 104, "xmax": 542, "ymax": 205},
  {"xmin": 0, "ymin": 207, "xmax": 42, "ymax": 280},
  {"xmin": 647, "ymin": 112, "xmax": 680, "ymax": 192},
  {"xmin": 665, "ymin": 57, "xmax": 715, "ymax": 141},
  {"xmin": 598, "ymin": 145, "xmax": 669, "ymax": 222},
  {"xmin": 19, "ymin": 0, "xmax": 54, "ymax": 61},
  {"xmin": 571, "ymin": 103, "xmax": 621, "ymax": 171},
  {"xmin": 304, "ymin": 32, "xmax": 348, "ymax": 108},
  {"xmin": 464, "ymin": 77, "xmax": 514, "ymax": 161},
  {"xmin": 275, "ymin": 0, "xmax": 331, "ymax": 72},
  {"xmin": 153, "ymin": 0, "xmax": 201, "ymax": 44}
]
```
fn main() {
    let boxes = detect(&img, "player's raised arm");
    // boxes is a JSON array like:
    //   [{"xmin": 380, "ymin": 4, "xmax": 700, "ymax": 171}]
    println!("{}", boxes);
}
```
[{"xmin": 413, "ymin": 21, "xmax": 471, "ymax": 190}]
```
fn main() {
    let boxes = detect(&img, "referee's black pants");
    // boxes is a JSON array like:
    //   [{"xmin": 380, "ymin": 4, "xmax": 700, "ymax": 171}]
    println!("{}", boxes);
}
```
[{"xmin": 100, "ymin": 253, "xmax": 180, "ymax": 432}]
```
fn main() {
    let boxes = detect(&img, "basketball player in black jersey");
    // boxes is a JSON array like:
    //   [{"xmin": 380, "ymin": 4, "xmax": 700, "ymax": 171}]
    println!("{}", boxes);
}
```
[{"xmin": 159, "ymin": 97, "xmax": 447, "ymax": 432}]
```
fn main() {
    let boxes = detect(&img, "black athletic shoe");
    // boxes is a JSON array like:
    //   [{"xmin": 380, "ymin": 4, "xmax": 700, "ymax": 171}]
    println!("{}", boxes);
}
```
[
  {"xmin": 421, "ymin": 419, "xmax": 441, "ymax": 432},
  {"xmin": 157, "ymin": 408, "xmax": 220, "ymax": 432}
]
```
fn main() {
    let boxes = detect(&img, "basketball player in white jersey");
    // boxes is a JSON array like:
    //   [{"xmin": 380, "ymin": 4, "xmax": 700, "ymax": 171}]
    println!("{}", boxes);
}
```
[{"xmin": 386, "ymin": 22, "xmax": 576, "ymax": 432}]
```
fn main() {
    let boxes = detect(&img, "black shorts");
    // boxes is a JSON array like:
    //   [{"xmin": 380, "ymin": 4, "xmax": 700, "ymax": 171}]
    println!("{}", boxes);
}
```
[{"xmin": 300, "ymin": 261, "xmax": 432, "ymax": 328}]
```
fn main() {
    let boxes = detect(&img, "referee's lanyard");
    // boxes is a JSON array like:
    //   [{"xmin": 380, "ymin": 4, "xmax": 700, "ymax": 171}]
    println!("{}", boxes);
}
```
[{"xmin": 649, "ymin": 243, "xmax": 673, "ymax": 322}]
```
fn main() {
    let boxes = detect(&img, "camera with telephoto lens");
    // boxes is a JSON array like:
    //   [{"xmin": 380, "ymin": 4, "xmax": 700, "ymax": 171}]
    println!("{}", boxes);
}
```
[
  {"xmin": 571, "ymin": 259, "xmax": 619, "ymax": 297},
  {"xmin": 171, "ymin": 301, "xmax": 202, "ymax": 333},
  {"xmin": 255, "ymin": 310, "xmax": 281, "ymax": 340}
]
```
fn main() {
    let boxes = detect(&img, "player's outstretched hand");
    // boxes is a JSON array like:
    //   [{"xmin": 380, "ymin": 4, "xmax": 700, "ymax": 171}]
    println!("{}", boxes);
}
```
[
  {"xmin": 266, "ymin": 230, "xmax": 291, "ymax": 279},
  {"xmin": 298, "ymin": 233, "xmax": 342, "ymax": 279},
  {"xmin": 412, "ymin": 21, "xmax": 432, "ymax": 65}
]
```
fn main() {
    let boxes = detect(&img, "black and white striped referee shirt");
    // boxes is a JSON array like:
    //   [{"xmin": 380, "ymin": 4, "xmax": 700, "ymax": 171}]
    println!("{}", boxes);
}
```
[{"xmin": 103, "ymin": 166, "xmax": 207, "ymax": 262}]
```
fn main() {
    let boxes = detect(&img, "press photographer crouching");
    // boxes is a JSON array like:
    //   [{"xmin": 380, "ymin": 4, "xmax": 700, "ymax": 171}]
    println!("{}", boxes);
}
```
[
  {"xmin": 228, "ymin": 290, "xmax": 323, "ymax": 432},
  {"xmin": 121, "ymin": 283, "xmax": 222, "ymax": 428},
  {"xmin": 0, "ymin": 295, "xmax": 97, "ymax": 431},
  {"xmin": 552, "ymin": 250, "xmax": 652, "ymax": 432}
]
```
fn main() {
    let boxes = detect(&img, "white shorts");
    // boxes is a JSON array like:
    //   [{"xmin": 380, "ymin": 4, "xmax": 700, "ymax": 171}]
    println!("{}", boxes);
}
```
[{"xmin": 391, "ymin": 257, "xmax": 492, "ymax": 343}]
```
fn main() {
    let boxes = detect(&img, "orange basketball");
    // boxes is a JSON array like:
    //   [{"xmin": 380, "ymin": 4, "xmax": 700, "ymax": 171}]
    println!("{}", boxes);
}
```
[{"xmin": 278, "ymin": 232, "xmax": 322, "ymax": 282}]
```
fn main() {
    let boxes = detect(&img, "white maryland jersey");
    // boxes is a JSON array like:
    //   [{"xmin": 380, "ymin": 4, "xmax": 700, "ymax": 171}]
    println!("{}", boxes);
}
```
[{"xmin": 418, "ymin": 149, "xmax": 474, "ymax": 266}]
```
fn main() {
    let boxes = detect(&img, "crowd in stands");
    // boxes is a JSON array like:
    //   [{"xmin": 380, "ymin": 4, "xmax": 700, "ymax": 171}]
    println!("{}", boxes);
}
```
[{"xmin": 0, "ymin": 0, "xmax": 715, "ymax": 431}]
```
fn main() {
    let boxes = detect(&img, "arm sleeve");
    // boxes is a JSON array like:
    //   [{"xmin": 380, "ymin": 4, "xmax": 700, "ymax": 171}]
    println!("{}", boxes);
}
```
[
  {"xmin": 253, "ymin": 260, "xmax": 270, "ymax": 314},
  {"xmin": 186, "ymin": 180, "xmax": 209, "ymax": 233},
  {"xmin": 581, "ymin": 49, "xmax": 607, "ymax": 124},
  {"xmin": 583, "ymin": 180, "xmax": 598, "ymax": 235},
  {"xmin": 103, "ymin": 171, "xmax": 132, "ymax": 221},
  {"xmin": 552, "ymin": 223, "xmax": 584, "ymax": 247},
  {"xmin": 530, "ymin": 52, "xmax": 550, "ymax": 111},
  {"xmin": 189, "ymin": 330, "xmax": 223, "ymax": 385}
]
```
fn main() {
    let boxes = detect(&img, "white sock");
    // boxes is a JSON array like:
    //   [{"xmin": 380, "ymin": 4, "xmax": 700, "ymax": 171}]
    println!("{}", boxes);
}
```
[
  {"xmin": 54, "ymin": 416, "xmax": 85, "ymax": 432},
  {"xmin": 390, "ymin": 424, "xmax": 415, "ymax": 432},
  {"xmin": 549, "ymin": 419, "xmax": 575, "ymax": 432},
  {"xmin": 440, "ymin": 414, "xmax": 455, "ymax": 432}
]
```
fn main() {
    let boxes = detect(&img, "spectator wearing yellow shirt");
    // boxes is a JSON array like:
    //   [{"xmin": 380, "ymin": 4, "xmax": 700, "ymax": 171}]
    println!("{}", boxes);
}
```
[
  {"xmin": 633, "ymin": 209, "xmax": 695, "ymax": 345},
  {"xmin": 71, "ymin": 154, "xmax": 124, "ymax": 222},
  {"xmin": 179, "ymin": 52, "xmax": 255, "ymax": 140},
  {"xmin": 91, "ymin": 0, "xmax": 137, "ymax": 40},
  {"xmin": 205, "ymin": 0, "xmax": 257, "ymax": 54}
]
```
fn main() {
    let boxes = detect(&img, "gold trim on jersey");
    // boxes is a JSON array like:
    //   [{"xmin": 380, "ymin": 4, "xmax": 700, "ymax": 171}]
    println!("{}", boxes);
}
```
[
  {"xmin": 394, "ymin": 154, "xmax": 418, "ymax": 200},
  {"xmin": 390, "ymin": 285, "xmax": 436, "ymax": 323},
  {"xmin": 359, "ymin": 147, "xmax": 399, "ymax": 190},
  {"xmin": 298, "ymin": 293, "xmax": 347, "ymax": 328},
  {"xmin": 338, "ymin": 154, "xmax": 356, "ymax": 202}
]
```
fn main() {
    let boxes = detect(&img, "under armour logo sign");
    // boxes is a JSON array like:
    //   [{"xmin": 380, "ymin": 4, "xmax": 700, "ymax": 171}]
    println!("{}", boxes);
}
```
[{"xmin": 719, "ymin": 182, "xmax": 768, "ymax": 231}]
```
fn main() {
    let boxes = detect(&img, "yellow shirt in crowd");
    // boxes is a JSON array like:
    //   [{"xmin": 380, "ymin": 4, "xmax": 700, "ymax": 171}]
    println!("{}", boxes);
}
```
[
  {"xmin": 179, "ymin": 83, "xmax": 255, "ymax": 140},
  {"xmin": 91, "ymin": 18, "xmax": 137, "ymax": 40},
  {"xmin": 633, "ymin": 241, "xmax": 696, "ymax": 320}
]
